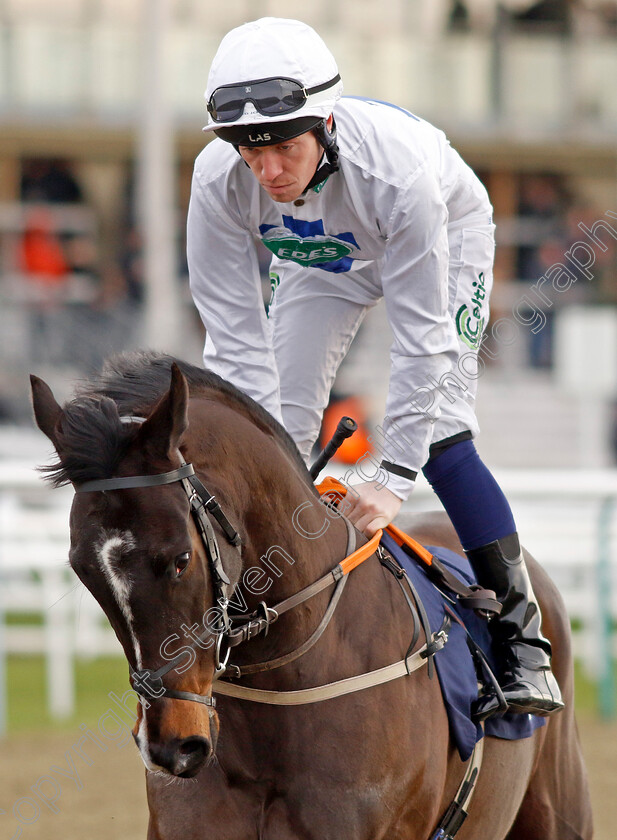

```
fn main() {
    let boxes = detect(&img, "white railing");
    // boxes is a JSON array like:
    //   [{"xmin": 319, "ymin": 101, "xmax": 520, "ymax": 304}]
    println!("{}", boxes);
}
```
[
  {"xmin": 0, "ymin": 463, "xmax": 122, "ymax": 735},
  {"xmin": 1, "ymin": 464, "xmax": 616, "ymax": 733}
]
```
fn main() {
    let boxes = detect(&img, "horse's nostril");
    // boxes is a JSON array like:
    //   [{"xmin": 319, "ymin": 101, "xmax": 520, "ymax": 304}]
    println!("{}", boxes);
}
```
[
  {"xmin": 149, "ymin": 736, "xmax": 211, "ymax": 777},
  {"xmin": 179, "ymin": 738, "xmax": 207, "ymax": 758},
  {"xmin": 175, "ymin": 737, "xmax": 210, "ymax": 778}
]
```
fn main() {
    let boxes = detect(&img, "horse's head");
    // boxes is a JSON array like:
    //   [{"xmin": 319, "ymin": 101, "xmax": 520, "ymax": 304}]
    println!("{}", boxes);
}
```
[{"xmin": 31, "ymin": 364, "xmax": 244, "ymax": 778}]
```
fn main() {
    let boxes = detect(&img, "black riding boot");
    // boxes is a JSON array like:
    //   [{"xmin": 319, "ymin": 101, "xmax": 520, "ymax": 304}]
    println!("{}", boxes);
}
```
[{"xmin": 466, "ymin": 533, "xmax": 565, "ymax": 721}]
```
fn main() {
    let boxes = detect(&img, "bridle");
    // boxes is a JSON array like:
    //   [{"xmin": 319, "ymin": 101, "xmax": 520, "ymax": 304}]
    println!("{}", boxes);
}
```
[
  {"xmin": 75, "ymin": 448, "xmax": 363, "ymax": 691},
  {"xmin": 76, "ymin": 452, "xmax": 241, "ymax": 708},
  {"xmin": 74, "ymin": 410, "xmax": 246, "ymax": 709}
]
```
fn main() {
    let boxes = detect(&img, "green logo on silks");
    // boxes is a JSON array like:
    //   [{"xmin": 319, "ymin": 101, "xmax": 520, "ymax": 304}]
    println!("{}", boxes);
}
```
[
  {"xmin": 456, "ymin": 272, "xmax": 487, "ymax": 350},
  {"xmin": 266, "ymin": 271, "xmax": 280, "ymax": 316},
  {"xmin": 261, "ymin": 229, "xmax": 354, "ymax": 267}
]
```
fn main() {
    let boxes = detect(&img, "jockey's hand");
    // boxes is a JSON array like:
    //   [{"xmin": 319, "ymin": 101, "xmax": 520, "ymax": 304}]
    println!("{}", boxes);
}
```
[{"xmin": 343, "ymin": 481, "xmax": 402, "ymax": 537}]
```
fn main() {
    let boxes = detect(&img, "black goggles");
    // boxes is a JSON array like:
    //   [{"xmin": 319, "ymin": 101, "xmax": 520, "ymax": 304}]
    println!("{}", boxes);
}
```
[{"xmin": 207, "ymin": 74, "xmax": 341, "ymax": 123}]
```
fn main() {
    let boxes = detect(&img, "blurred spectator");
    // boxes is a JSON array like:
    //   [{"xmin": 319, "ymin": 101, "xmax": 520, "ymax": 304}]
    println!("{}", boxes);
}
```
[
  {"xmin": 574, "ymin": 0, "xmax": 617, "ymax": 35},
  {"xmin": 15, "ymin": 159, "xmax": 151, "ymax": 371},
  {"xmin": 118, "ymin": 227, "xmax": 146, "ymax": 308},
  {"xmin": 18, "ymin": 208, "xmax": 70, "ymax": 364},
  {"xmin": 20, "ymin": 210, "xmax": 68, "ymax": 279},
  {"xmin": 20, "ymin": 158, "xmax": 83, "ymax": 204},
  {"xmin": 449, "ymin": 1, "xmax": 471, "ymax": 31},
  {"xmin": 444, "ymin": 0, "xmax": 574, "ymax": 34},
  {"xmin": 513, "ymin": 193, "xmax": 613, "ymax": 368},
  {"xmin": 66, "ymin": 227, "xmax": 147, "ymax": 372},
  {"xmin": 525, "ymin": 235, "xmax": 589, "ymax": 367},
  {"xmin": 511, "ymin": 0, "xmax": 572, "ymax": 33},
  {"xmin": 566, "ymin": 204, "xmax": 617, "ymax": 304},
  {"xmin": 516, "ymin": 174, "xmax": 568, "ymax": 282}
]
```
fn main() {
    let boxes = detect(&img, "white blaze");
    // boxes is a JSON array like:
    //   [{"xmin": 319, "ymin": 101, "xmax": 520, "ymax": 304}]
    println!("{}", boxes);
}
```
[
  {"xmin": 96, "ymin": 530, "xmax": 142, "ymax": 668},
  {"xmin": 96, "ymin": 529, "xmax": 162, "ymax": 769}
]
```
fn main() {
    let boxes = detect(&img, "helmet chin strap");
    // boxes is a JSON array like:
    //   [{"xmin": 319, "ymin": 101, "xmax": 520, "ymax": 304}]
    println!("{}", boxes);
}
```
[{"xmin": 303, "ymin": 117, "xmax": 339, "ymax": 193}]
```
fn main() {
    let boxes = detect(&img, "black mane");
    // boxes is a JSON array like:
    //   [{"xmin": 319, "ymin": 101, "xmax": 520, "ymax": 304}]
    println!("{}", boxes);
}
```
[{"xmin": 42, "ymin": 352, "xmax": 312, "ymax": 488}]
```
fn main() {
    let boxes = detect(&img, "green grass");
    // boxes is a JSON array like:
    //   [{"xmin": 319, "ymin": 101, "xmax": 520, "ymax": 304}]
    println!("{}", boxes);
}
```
[
  {"xmin": 2, "ymin": 654, "xmax": 616, "ymax": 733},
  {"xmin": 5, "ymin": 612, "xmax": 44, "ymax": 626},
  {"xmin": 573, "ymin": 661, "xmax": 602, "ymax": 714},
  {"xmin": 573, "ymin": 659, "xmax": 617, "ymax": 718},
  {"xmin": 5, "ymin": 655, "xmax": 131, "ymax": 733}
]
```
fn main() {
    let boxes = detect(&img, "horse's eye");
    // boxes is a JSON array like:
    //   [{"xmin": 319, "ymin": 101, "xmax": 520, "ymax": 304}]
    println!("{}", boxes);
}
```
[{"xmin": 174, "ymin": 551, "xmax": 191, "ymax": 578}]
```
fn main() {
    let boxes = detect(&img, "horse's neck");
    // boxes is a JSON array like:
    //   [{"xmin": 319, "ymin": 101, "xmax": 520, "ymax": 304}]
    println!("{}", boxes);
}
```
[
  {"xmin": 242, "ymin": 472, "xmax": 349, "ymax": 605},
  {"xmin": 187, "ymin": 399, "xmax": 348, "ymax": 603},
  {"xmin": 228, "ymin": 481, "xmax": 353, "ymax": 670}
]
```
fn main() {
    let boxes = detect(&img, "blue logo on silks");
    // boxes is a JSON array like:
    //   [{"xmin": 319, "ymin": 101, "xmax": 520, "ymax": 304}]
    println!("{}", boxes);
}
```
[{"xmin": 259, "ymin": 217, "xmax": 359, "ymax": 273}]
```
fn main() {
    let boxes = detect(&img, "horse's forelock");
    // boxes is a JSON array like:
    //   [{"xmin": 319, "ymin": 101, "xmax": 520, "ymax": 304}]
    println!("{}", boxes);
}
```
[
  {"xmin": 84, "ymin": 352, "xmax": 313, "ymax": 486},
  {"xmin": 40, "ymin": 395, "xmax": 134, "ymax": 488},
  {"xmin": 40, "ymin": 351, "xmax": 313, "ymax": 490}
]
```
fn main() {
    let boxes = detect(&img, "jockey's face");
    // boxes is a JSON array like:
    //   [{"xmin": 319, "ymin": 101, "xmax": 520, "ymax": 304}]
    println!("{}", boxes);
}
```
[{"xmin": 239, "ymin": 129, "xmax": 323, "ymax": 203}]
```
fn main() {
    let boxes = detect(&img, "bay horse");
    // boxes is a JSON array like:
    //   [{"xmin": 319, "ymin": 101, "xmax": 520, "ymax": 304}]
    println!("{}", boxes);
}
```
[{"xmin": 31, "ymin": 353, "xmax": 592, "ymax": 840}]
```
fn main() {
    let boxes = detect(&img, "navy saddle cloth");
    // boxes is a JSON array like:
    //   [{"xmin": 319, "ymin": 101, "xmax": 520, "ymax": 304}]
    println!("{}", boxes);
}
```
[{"xmin": 379, "ymin": 532, "xmax": 545, "ymax": 761}]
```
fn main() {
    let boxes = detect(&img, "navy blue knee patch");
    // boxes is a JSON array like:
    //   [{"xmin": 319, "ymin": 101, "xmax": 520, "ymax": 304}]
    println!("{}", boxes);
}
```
[{"xmin": 422, "ymin": 439, "xmax": 516, "ymax": 552}]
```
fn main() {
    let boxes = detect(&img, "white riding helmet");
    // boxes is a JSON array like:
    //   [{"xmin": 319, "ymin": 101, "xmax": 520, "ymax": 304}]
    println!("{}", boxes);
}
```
[{"xmin": 203, "ymin": 18, "xmax": 344, "ymax": 137}]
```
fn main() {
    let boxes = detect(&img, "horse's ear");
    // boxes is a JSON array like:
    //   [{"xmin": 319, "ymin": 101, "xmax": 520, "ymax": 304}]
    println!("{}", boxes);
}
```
[
  {"xmin": 30, "ymin": 374, "xmax": 64, "ymax": 449},
  {"xmin": 138, "ymin": 363, "xmax": 189, "ymax": 459}
]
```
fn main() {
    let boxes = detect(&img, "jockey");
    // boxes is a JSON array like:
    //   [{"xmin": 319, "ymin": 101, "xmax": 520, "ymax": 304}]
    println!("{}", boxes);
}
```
[{"xmin": 187, "ymin": 17, "xmax": 563, "ymax": 720}]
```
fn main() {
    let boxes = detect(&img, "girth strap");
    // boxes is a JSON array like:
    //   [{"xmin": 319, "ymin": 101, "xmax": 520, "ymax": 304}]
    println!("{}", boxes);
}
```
[{"xmin": 430, "ymin": 736, "xmax": 485, "ymax": 840}]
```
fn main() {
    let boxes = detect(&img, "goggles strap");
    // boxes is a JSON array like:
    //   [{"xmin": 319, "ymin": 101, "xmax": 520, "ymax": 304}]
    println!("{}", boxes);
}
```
[{"xmin": 304, "ymin": 73, "xmax": 341, "ymax": 97}]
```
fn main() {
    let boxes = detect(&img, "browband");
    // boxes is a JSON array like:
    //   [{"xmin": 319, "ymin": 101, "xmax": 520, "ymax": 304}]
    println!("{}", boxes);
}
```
[{"xmin": 75, "ymin": 463, "xmax": 196, "ymax": 493}]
